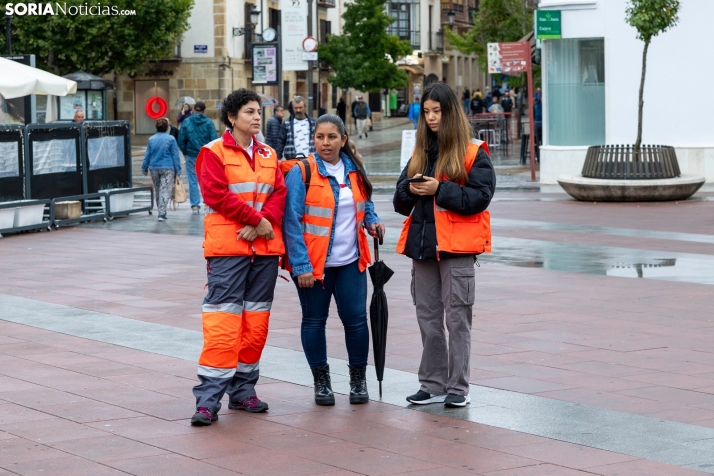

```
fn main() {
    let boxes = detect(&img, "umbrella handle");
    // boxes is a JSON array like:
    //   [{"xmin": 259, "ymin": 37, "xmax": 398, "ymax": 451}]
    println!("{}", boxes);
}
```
[{"xmin": 373, "ymin": 227, "xmax": 383, "ymax": 262}]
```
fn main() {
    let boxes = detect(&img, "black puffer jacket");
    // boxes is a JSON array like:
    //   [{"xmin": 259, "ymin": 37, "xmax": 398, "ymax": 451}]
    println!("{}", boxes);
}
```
[{"xmin": 393, "ymin": 137, "xmax": 496, "ymax": 261}]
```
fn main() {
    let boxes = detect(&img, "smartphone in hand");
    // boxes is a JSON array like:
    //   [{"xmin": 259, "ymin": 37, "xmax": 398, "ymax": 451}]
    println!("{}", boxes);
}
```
[{"xmin": 406, "ymin": 176, "xmax": 427, "ymax": 183}]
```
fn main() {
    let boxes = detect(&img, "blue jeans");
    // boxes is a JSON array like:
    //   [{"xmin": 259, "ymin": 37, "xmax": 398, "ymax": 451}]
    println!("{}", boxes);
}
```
[
  {"xmin": 185, "ymin": 155, "xmax": 201, "ymax": 208},
  {"xmin": 293, "ymin": 259, "xmax": 369, "ymax": 369}
]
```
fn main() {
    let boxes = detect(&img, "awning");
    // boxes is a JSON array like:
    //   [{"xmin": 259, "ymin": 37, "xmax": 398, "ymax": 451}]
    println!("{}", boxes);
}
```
[
  {"xmin": 398, "ymin": 64, "xmax": 425, "ymax": 76},
  {"xmin": 62, "ymin": 71, "xmax": 115, "ymax": 90},
  {"xmin": 0, "ymin": 57, "xmax": 77, "ymax": 99}
]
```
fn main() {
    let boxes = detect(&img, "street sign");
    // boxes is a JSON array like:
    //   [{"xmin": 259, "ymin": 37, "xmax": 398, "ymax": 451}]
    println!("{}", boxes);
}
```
[
  {"xmin": 193, "ymin": 45, "xmax": 208, "ymax": 54},
  {"xmin": 400, "ymin": 130, "xmax": 417, "ymax": 169},
  {"xmin": 487, "ymin": 42, "xmax": 530, "ymax": 75},
  {"xmin": 302, "ymin": 36, "xmax": 318, "ymax": 53},
  {"xmin": 280, "ymin": 0, "xmax": 308, "ymax": 71},
  {"xmin": 302, "ymin": 52, "xmax": 318, "ymax": 61},
  {"xmin": 535, "ymin": 10, "xmax": 561, "ymax": 39}
]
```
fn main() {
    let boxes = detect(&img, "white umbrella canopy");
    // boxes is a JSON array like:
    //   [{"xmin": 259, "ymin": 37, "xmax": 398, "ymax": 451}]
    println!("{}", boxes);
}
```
[{"xmin": 0, "ymin": 57, "xmax": 77, "ymax": 99}]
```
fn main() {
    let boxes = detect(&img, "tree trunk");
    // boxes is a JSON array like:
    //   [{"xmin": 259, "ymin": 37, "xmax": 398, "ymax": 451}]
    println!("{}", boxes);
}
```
[{"xmin": 634, "ymin": 40, "xmax": 649, "ymax": 159}]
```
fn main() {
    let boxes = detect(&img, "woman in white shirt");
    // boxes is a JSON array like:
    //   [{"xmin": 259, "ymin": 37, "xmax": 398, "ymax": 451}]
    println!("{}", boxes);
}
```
[{"xmin": 283, "ymin": 114, "xmax": 385, "ymax": 406}]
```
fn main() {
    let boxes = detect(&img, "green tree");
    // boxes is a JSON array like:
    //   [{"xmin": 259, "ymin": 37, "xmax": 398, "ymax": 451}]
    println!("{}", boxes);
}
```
[
  {"xmin": 626, "ymin": 0, "xmax": 680, "ymax": 151},
  {"xmin": 1, "ymin": 0, "xmax": 193, "ymax": 76},
  {"xmin": 318, "ymin": 0, "xmax": 412, "ymax": 92},
  {"xmin": 446, "ymin": 0, "xmax": 533, "ymax": 71}
]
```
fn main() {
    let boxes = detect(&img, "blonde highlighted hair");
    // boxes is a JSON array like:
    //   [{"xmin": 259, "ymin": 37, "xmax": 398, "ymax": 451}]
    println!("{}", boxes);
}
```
[{"xmin": 408, "ymin": 83, "xmax": 473, "ymax": 183}]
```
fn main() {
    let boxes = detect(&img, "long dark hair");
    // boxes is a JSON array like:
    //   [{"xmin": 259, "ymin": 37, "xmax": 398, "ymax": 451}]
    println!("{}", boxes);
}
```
[
  {"xmin": 314, "ymin": 114, "xmax": 373, "ymax": 199},
  {"xmin": 409, "ymin": 82, "xmax": 473, "ymax": 182}
]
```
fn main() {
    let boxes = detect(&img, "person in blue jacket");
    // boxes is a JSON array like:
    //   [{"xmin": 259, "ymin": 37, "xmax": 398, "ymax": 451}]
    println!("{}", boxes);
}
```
[
  {"xmin": 408, "ymin": 97, "xmax": 421, "ymax": 129},
  {"xmin": 142, "ymin": 118, "xmax": 181, "ymax": 221},
  {"xmin": 178, "ymin": 101, "xmax": 218, "ymax": 214}
]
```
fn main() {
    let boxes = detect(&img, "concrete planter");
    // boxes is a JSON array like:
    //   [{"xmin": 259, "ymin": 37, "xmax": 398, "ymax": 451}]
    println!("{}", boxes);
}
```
[
  {"xmin": 557, "ymin": 174, "xmax": 706, "ymax": 202},
  {"xmin": 11, "ymin": 201, "xmax": 46, "ymax": 227},
  {"xmin": 103, "ymin": 189, "xmax": 135, "ymax": 212},
  {"xmin": 0, "ymin": 207, "xmax": 15, "ymax": 230}
]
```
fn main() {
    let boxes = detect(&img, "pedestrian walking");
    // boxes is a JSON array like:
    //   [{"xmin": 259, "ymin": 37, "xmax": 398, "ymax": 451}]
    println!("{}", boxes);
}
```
[
  {"xmin": 283, "ymin": 114, "xmax": 384, "ymax": 406},
  {"xmin": 393, "ymin": 82, "xmax": 496, "ymax": 408},
  {"xmin": 390, "ymin": 89, "xmax": 398, "ymax": 117},
  {"xmin": 190, "ymin": 89, "xmax": 287, "ymax": 426},
  {"xmin": 275, "ymin": 96, "xmax": 316, "ymax": 159},
  {"xmin": 501, "ymin": 94, "xmax": 513, "ymax": 140},
  {"xmin": 142, "ymin": 118, "xmax": 181, "ymax": 222},
  {"xmin": 167, "ymin": 118, "xmax": 179, "ymax": 142},
  {"xmin": 353, "ymin": 96, "xmax": 371, "ymax": 139},
  {"xmin": 177, "ymin": 103, "xmax": 192, "ymax": 125},
  {"xmin": 408, "ymin": 97, "xmax": 420, "ymax": 130},
  {"xmin": 470, "ymin": 93, "xmax": 484, "ymax": 115},
  {"xmin": 178, "ymin": 101, "xmax": 218, "ymax": 215},
  {"xmin": 351, "ymin": 98, "xmax": 358, "ymax": 132},
  {"xmin": 488, "ymin": 97, "xmax": 504, "ymax": 113},
  {"xmin": 336, "ymin": 96, "xmax": 347, "ymax": 123},
  {"xmin": 265, "ymin": 105, "xmax": 284, "ymax": 150},
  {"xmin": 462, "ymin": 88, "xmax": 471, "ymax": 115}
]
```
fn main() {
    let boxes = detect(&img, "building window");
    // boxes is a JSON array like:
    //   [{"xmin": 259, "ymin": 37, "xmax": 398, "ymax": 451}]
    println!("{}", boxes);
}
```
[
  {"xmin": 319, "ymin": 19, "xmax": 332, "ymax": 44},
  {"xmin": 387, "ymin": 1, "xmax": 420, "ymax": 49},
  {"xmin": 546, "ymin": 38, "xmax": 605, "ymax": 146}
]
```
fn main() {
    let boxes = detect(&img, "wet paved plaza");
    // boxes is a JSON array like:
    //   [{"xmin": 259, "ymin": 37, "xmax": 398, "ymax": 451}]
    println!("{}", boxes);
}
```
[{"xmin": 2, "ymin": 123, "xmax": 714, "ymax": 474}]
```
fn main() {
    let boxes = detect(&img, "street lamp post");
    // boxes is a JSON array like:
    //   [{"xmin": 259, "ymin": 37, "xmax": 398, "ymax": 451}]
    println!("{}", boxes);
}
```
[
  {"xmin": 5, "ymin": 14, "xmax": 12, "ymax": 55},
  {"xmin": 448, "ymin": 9, "xmax": 455, "ymax": 29}
]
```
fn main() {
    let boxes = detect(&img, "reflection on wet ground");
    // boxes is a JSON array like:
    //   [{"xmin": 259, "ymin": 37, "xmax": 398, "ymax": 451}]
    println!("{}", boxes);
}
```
[{"xmin": 83, "ymin": 205, "xmax": 714, "ymax": 286}]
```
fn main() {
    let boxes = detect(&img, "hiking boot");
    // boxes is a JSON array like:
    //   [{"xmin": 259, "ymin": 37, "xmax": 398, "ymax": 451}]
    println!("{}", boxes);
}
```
[
  {"xmin": 190, "ymin": 406, "xmax": 218, "ymax": 426},
  {"xmin": 311, "ymin": 364, "xmax": 335, "ymax": 406},
  {"xmin": 406, "ymin": 390, "xmax": 446, "ymax": 405},
  {"xmin": 228, "ymin": 396, "xmax": 269, "ymax": 413},
  {"xmin": 348, "ymin": 365, "xmax": 369, "ymax": 404},
  {"xmin": 444, "ymin": 393, "xmax": 470, "ymax": 408}
]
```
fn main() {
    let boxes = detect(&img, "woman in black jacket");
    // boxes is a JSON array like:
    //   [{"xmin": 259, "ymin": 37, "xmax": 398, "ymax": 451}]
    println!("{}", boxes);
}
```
[{"xmin": 393, "ymin": 82, "xmax": 496, "ymax": 408}]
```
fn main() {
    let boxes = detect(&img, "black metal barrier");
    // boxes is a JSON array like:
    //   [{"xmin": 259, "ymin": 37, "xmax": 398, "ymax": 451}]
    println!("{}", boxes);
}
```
[
  {"xmin": 0, "ymin": 199, "xmax": 52, "ymax": 239},
  {"xmin": 51, "ymin": 193, "xmax": 107, "ymax": 228},
  {"xmin": 0, "ymin": 125, "xmax": 25, "ymax": 202},
  {"xmin": 104, "ymin": 186, "xmax": 153, "ymax": 219},
  {"xmin": 26, "ymin": 123, "xmax": 83, "ymax": 200},
  {"xmin": 82, "ymin": 121, "xmax": 133, "ymax": 193}
]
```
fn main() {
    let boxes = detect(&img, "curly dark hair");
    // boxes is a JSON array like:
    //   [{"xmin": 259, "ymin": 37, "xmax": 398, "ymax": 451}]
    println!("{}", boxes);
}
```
[{"xmin": 220, "ymin": 89, "xmax": 262, "ymax": 129}]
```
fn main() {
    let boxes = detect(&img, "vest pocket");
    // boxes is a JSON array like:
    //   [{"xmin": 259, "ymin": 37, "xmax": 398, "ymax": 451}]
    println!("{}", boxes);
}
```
[{"xmin": 450, "ymin": 267, "xmax": 475, "ymax": 307}]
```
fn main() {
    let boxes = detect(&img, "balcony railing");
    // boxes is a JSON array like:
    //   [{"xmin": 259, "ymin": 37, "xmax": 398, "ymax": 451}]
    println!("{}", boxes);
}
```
[
  {"xmin": 387, "ymin": 28, "xmax": 420, "ymax": 50},
  {"xmin": 317, "ymin": 0, "xmax": 335, "ymax": 7},
  {"xmin": 429, "ymin": 30, "xmax": 444, "ymax": 53}
]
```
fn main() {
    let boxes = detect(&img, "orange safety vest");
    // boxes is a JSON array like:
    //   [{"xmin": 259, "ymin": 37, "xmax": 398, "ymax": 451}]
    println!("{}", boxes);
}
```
[
  {"xmin": 196, "ymin": 137, "xmax": 285, "ymax": 258},
  {"xmin": 288, "ymin": 155, "xmax": 372, "ymax": 280},
  {"xmin": 396, "ymin": 139, "xmax": 492, "ymax": 257}
]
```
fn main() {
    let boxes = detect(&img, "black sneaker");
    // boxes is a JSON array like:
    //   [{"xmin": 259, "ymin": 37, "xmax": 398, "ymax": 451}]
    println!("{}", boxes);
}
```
[
  {"xmin": 444, "ymin": 393, "xmax": 470, "ymax": 408},
  {"xmin": 406, "ymin": 390, "xmax": 446, "ymax": 405},
  {"xmin": 191, "ymin": 406, "xmax": 218, "ymax": 426}
]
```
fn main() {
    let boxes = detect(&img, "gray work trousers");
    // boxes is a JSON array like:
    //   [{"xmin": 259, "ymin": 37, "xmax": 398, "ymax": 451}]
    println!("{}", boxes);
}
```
[{"xmin": 412, "ymin": 256, "xmax": 475, "ymax": 396}]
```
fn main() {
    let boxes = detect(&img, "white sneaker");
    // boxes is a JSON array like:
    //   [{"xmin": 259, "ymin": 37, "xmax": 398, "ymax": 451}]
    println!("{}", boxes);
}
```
[{"xmin": 444, "ymin": 393, "xmax": 470, "ymax": 407}]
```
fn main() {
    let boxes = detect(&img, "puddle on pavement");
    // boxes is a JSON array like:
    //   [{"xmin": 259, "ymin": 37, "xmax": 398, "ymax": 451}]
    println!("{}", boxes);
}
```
[{"xmin": 484, "ymin": 237, "xmax": 714, "ymax": 286}]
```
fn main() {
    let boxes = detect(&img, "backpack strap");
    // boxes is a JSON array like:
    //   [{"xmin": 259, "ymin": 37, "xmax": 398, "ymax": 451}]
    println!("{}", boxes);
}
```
[{"xmin": 297, "ymin": 158, "xmax": 312, "ymax": 195}]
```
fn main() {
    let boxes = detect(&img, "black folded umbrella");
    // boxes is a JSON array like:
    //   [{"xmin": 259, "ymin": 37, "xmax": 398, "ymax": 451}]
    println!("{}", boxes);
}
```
[{"xmin": 368, "ymin": 228, "xmax": 394, "ymax": 398}]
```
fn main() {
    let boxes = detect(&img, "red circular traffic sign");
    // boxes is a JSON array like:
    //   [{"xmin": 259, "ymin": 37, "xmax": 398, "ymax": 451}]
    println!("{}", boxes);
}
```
[
  {"xmin": 302, "ymin": 36, "xmax": 318, "ymax": 52},
  {"xmin": 145, "ymin": 96, "xmax": 168, "ymax": 119}
]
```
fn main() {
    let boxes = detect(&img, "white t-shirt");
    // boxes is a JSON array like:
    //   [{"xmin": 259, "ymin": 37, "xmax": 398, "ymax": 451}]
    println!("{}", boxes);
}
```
[
  {"xmin": 293, "ymin": 118, "xmax": 311, "ymax": 157},
  {"xmin": 323, "ymin": 160, "xmax": 359, "ymax": 268}
]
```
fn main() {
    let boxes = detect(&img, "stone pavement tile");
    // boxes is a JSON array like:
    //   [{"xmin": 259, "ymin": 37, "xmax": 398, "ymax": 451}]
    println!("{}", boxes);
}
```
[
  {"xmin": 471, "ymin": 376, "xmax": 576, "ymax": 394},
  {"xmin": 357, "ymin": 408, "xmax": 470, "ymax": 432},
  {"xmin": 541, "ymin": 373, "xmax": 653, "ymax": 393},
  {"xmin": 0, "ymin": 388, "xmax": 91, "ymax": 409},
  {"xmin": 107, "ymin": 453, "xmax": 239, "ymax": 476},
  {"xmin": 402, "ymin": 443, "xmax": 538, "ymax": 474},
  {"xmin": 141, "ymin": 433, "xmax": 263, "ymax": 460},
  {"xmin": 0, "ymin": 375, "xmax": 45, "ymax": 392},
  {"xmin": 502, "ymin": 440, "xmax": 638, "ymax": 470},
  {"xmin": 616, "ymin": 385, "xmax": 714, "ymax": 407},
  {"xmin": 330, "ymin": 422, "xmax": 455, "ymax": 454},
  {"xmin": 51, "ymin": 434, "xmax": 169, "ymax": 462},
  {"xmin": 5, "ymin": 454, "xmax": 129, "ymax": 475},
  {"xmin": 1, "ymin": 417, "xmax": 109, "ymax": 445},
  {"xmin": 301, "ymin": 441, "xmax": 444, "ymax": 475},
  {"xmin": 0, "ymin": 341, "xmax": 67, "ymax": 356},
  {"xmin": 0, "ymin": 438, "xmax": 67, "ymax": 465},
  {"xmin": 62, "ymin": 360, "xmax": 157, "ymax": 378},
  {"xmin": 209, "ymin": 447, "xmax": 339, "ymax": 476},
  {"xmin": 119, "ymin": 398, "xmax": 196, "ymax": 421},
  {"xmin": 589, "ymin": 458, "xmax": 706, "ymax": 475},
  {"xmin": 20, "ymin": 350, "xmax": 111, "ymax": 367},
  {"xmin": 185, "ymin": 411, "xmax": 297, "ymax": 437},
  {"xmin": 423, "ymin": 424, "xmax": 548, "ymax": 451},
  {"xmin": 232, "ymin": 428, "xmax": 352, "ymax": 452},
  {"xmin": 484, "ymin": 463, "xmax": 604, "ymax": 475},
  {"xmin": 102, "ymin": 371, "xmax": 196, "ymax": 390},
  {"xmin": 80, "ymin": 385, "xmax": 185, "ymax": 406},
  {"xmin": 41, "ymin": 400, "xmax": 144, "ymax": 423},
  {"xmin": 0, "ymin": 403, "xmax": 56, "ymax": 425},
  {"xmin": 86, "ymin": 416, "xmax": 201, "ymax": 441},
  {"xmin": 532, "ymin": 387, "xmax": 659, "ymax": 413}
]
